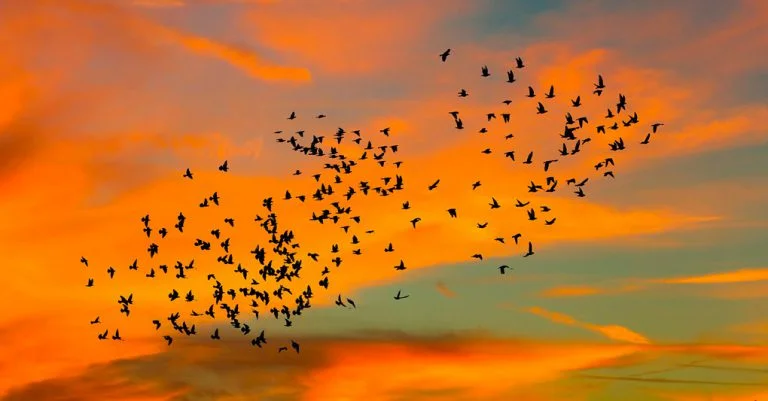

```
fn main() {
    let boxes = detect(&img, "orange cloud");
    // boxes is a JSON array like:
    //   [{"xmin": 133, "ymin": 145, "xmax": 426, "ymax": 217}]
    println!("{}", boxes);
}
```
[
  {"xmin": 525, "ymin": 306, "xmax": 652, "ymax": 345},
  {"xmin": 541, "ymin": 268, "xmax": 768, "ymax": 299},
  {"xmin": 435, "ymin": 281, "xmax": 457, "ymax": 298},
  {"xmin": 652, "ymin": 268, "xmax": 768, "ymax": 285},
  {"xmin": 299, "ymin": 339, "xmax": 638, "ymax": 401},
  {"xmin": 44, "ymin": 0, "xmax": 311, "ymax": 82},
  {"xmin": 243, "ymin": 0, "xmax": 473, "ymax": 75}
]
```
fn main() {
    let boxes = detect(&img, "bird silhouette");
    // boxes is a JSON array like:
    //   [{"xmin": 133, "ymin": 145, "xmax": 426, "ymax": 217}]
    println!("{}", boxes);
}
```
[{"xmin": 440, "ymin": 48, "xmax": 451, "ymax": 62}]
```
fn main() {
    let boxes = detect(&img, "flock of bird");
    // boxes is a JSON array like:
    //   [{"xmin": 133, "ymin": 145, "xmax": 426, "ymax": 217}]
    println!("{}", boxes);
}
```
[{"xmin": 81, "ymin": 48, "xmax": 664, "ymax": 353}]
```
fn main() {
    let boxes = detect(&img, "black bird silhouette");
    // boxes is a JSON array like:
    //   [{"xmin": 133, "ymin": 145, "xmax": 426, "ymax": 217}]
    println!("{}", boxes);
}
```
[
  {"xmin": 86, "ymin": 278, "xmax": 94, "ymax": 287},
  {"xmin": 506, "ymin": 70, "xmax": 515, "ymax": 83},
  {"xmin": 90, "ymin": 316, "xmax": 100, "ymax": 324},
  {"xmin": 458, "ymin": 89, "xmax": 468, "ymax": 97},
  {"xmin": 571, "ymin": 96, "xmax": 582, "ymax": 107},
  {"xmin": 447, "ymin": 208, "xmax": 458, "ymax": 218},
  {"xmin": 594, "ymin": 74, "xmax": 605, "ymax": 95},
  {"xmin": 527, "ymin": 86, "xmax": 536, "ymax": 98},
  {"xmin": 523, "ymin": 152, "xmax": 533, "ymax": 164},
  {"xmin": 183, "ymin": 168, "xmax": 193, "ymax": 179},
  {"xmin": 523, "ymin": 241, "xmax": 534, "ymax": 257},
  {"xmin": 640, "ymin": 133, "xmax": 651, "ymax": 144},
  {"xmin": 218, "ymin": 160, "xmax": 229, "ymax": 172},
  {"xmin": 481, "ymin": 65, "xmax": 490, "ymax": 77},
  {"xmin": 440, "ymin": 48, "xmax": 451, "ymax": 62},
  {"xmin": 428, "ymin": 179, "xmax": 440, "ymax": 190},
  {"xmin": 515, "ymin": 57, "xmax": 524, "ymax": 68},
  {"xmin": 80, "ymin": 256, "xmax": 88, "ymax": 267},
  {"xmin": 545, "ymin": 85, "xmax": 555, "ymax": 98},
  {"xmin": 291, "ymin": 340, "xmax": 300, "ymax": 353},
  {"xmin": 651, "ymin": 122, "xmax": 664, "ymax": 133},
  {"xmin": 394, "ymin": 290, "xmax": 409, "ymax": 300},
  {"xmin": 498, "ymin": 265, "xmax": 512, "ymax": 274}
]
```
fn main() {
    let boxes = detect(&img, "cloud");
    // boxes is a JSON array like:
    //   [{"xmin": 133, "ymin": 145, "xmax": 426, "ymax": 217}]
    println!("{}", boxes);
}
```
[
  {"xmin": 435, "ymin": 281, "xmax": 457, "ymax": 298},
  {"xmin": 242, "ymin": 0, "xmax": 473, "ymax": 75},
  {"xmin": 0, "ymin": 335, "xmax": 640, "ymax": 401},
  {"xmin": 44, "ymin": 0, "xmax": 312, "ymax": 82},
  {"xmin": 652, "ymin": 268, "xmax": 768, "ymax": 285},
  {"xmin": 540, "ymin": 267, "xmax": 768, "ymax": 299},
  {"xmin": 524, "ymin": 306, "xmax": 652, "ymax": 345}
]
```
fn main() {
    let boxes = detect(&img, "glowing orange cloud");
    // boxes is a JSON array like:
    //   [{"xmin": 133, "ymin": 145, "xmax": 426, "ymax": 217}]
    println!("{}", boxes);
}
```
[
  {"xmin": 244, "ymin": 0, "xmax": 473, "ymax": 75},
  {"xmin": 43, "ymin": 0, "xmax": 312, "ymax": 82},
  {"xmin": 652, "ymin": 268, "xmax": 768, "ymax": 285},
  {"xmin": 541, "ymin": 268, "xmax": 768, "ymax": 299},
  {"xmin": 524, "ymin": 306, "xmax": 652, "ymax": 345},
  {"xmin": 299, "ymin": 340, "xmax": 639, "ymax": 401}
]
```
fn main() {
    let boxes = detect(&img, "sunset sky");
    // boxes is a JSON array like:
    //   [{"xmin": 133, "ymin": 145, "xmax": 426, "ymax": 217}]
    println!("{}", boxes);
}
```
[{"xmin": 2, "ymin": 0, "xmax": 768, "ymax": 400}]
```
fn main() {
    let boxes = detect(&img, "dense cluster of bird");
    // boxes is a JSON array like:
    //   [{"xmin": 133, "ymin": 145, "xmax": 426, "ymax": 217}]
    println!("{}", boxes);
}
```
[{"xmin": 81, "ymin": 48, "xmax": 664, "ymax": 353}]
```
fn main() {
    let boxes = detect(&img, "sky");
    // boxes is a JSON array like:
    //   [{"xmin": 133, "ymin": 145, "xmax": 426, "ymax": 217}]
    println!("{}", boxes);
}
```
[{"xmin": 1, "ymin": 0, "xmax": 768, "ymax": 400}]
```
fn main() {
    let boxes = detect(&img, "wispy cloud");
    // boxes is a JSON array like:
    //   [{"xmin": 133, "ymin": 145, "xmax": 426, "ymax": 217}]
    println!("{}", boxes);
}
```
[
  {"xmin": 540, "ymin": 267, "xmax": 768, "ymax": 299},
  {"xmin": 435, "ymin": 281, "xmax": 457, "ymax": 298},
  {"xmin": 524, "ymin": 306, "xmax": 652, "ymax": 345}
]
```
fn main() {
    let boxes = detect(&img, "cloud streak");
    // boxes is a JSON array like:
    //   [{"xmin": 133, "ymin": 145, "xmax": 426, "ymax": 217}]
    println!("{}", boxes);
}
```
[
  {"xmin": 541, "ymin": 267, "xmax": 768, "ymax": 299},
  {"xmin": 524, "ymin": 306, "xmax": 652, "ymax": 345}
]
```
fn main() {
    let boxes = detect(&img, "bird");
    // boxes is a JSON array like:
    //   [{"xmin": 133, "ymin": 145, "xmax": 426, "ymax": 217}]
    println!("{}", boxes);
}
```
[
  {"xmin": 498, "ymin": 265, "xmax": 512, "ymax": 274},
  {"xmin": 571, "ymin": 96, "xmax": 582, "ymax": 107},
  {"xmin": 523, "ymin": 242, "xmax": 534, "ymax": 257},
  {"xmin": 640, "ymin": 133, "xmax": 651, "ymax": 144},
  {"xmin": 288, "ymin": 111, "xmax": 296, "ymax": 120},
  {"xmin": 506, "ymin": 70, "xmax": 515, "ymax": 83},
  {"xmin": 515, "ymin": 57, "xmax": 524, "ymax": 68},
  {"xmin": 447, "ymin": 208, "xmax": 458, "ymax": 218},
  {"xmin": 291, "ymin": 340, "xmax": 300, "ymax": 353},
  {"xmin": 651, "ymin": 122, "xmax": 665, "ymax": 133},
  {"xmin": 481, "ymin": 65, "xmax": 490, "ymax": 77},
  {"xmin": 218, "ymin": 160, "xmax": 229, "ymax": 172},
  {"xmin": 394, "ymin": 290, "xmax": 409, "ymax": 300},
  {"xmin": 545, "ymin": 85, "xmax": 555, "ymax": 98},
  {"xmin": 183, "ymin": 168, "xmax": 193, "ymax": 179},
  {"xmin": 80, "ymin": 256, "xmax": 88, "ymax": 267},
  {"xmin": 439, "ymin": 48, "xmax": 451, "ymax": 62}
]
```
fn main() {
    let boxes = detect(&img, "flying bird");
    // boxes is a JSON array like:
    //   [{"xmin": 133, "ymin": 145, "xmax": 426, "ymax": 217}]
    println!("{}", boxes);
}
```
[{"xmin": 440, "ymin": 48, "xmax": 451, "ymax": 62}]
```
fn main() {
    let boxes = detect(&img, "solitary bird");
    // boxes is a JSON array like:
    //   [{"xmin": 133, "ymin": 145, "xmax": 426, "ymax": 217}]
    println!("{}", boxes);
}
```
[{"xmin": 439, "ymin": 48, "xmax": 451, "ymax": 62}]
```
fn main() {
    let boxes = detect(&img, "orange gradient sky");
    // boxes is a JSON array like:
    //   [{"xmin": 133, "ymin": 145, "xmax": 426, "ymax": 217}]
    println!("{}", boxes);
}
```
[{"xmin": 1, "ymin": 0, "xmax": 768, "ymax": 400}]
